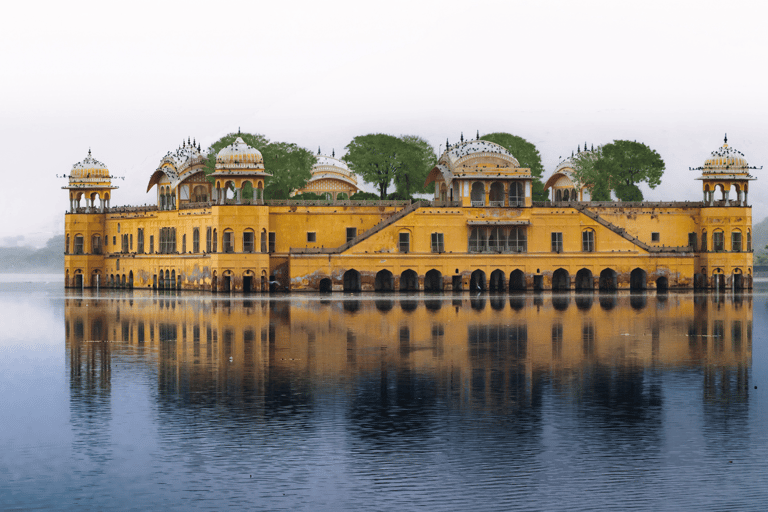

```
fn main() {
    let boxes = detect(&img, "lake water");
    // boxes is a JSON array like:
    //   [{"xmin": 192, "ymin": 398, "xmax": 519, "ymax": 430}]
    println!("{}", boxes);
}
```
[{"xmin": 2, "ymin": 275, "xmax": 768, "ymax": 510}]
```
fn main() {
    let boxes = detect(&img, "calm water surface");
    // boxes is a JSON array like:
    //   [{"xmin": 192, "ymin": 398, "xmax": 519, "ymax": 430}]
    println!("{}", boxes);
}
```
[{"xmin": 2, "ymin": 275, "xmax": 768, "ymax": 511}]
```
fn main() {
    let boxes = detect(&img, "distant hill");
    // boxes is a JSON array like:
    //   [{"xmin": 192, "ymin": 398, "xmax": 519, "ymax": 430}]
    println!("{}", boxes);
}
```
[
  {"xmin": 754, "ymin": 216, "xmax": 768, "ymax": 264},
  {"xmin": 0, "ymin": 235, "xmax": 64, "ymax": 273}
]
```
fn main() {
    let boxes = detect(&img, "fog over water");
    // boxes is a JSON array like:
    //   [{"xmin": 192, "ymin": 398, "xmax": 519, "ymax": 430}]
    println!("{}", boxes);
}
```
[{"xmin": 2, "ymin": 276, "xmax": 768, "ymax": 510}]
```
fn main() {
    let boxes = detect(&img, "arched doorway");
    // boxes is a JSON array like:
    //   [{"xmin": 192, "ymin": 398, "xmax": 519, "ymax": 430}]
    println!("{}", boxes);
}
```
[
  {"xmin": 509, "ymin": 269, "xmax": 526, "ymax": 291},
  {"xmin": 343, "ymin": 269, "xmax": 361, "ymax": 292},
  {"xmin": 471, "ymin": 182, "xmax": 485, "ymax": 206},
  {"xmin": 575, "ymin": 268, "xmax": 593, "ymax": 290},
  {"xmin": 733, "ymin": 270, "xmax": 744, "ymax": 290},
  {"xmin": 243, "ymin": 272, "xmax": 254, "ymax": 293},
  {"xmin": 630, "ymin": 268, "xmax": 647, "ymax": 290},
  {"xmin": 470, "ymin": 270, "xmax": 486, "ymax": 291},
  {"xmin": 489, "ymin": 269, "xmax": 505, "ymax": 291},
  {"xmin": 656, "ymin": 276, "xmax": 668, "ymax": 292},
  {"xmin": 375, "ymin": 270, "xmax": 394, "ymax": 292},
  {"xmin": 424, "ymin": 269, "xmax": 443, "ymax": 292},
  {"xmin": 319, "ymin": 278, "xmax": 332, "ymax": 293},
  {"xmin": 552, "ymin": 268, "xmax": 570, "ymax": 290},
  {"xmin": 400, "ymin": 270, "xmax": 418, "ymax": 292},
  {"xmin": 599, "ymin": 268, "xmax": 617, "ymax": 291},
  {"xmin": 489, "ymin": 182, "xmax": 504, "ymax": 206}
]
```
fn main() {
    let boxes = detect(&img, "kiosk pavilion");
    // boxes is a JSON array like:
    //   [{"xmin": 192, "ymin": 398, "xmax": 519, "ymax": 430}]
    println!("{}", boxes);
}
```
[{"xmin": 64, "ymin": 135, "xmax": 755, "ymax": 292}]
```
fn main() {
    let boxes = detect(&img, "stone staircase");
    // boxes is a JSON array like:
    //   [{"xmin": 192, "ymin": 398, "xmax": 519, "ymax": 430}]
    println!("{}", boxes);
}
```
[
  {"xmin": 572, "ymin": 203, "xmax": 690, "ymax": 253},
  {"xmin": 291, "ymin": 200, "xmax": 427, "ymax": 255}
]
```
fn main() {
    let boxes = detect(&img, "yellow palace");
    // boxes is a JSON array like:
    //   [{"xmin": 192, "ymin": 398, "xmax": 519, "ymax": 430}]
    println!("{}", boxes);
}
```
[{"xmin": 63, "ymin": 135, "xmax": 755, "ymax": 292}]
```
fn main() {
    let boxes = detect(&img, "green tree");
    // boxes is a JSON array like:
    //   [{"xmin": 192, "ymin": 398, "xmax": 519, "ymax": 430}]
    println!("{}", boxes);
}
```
[
  {"xmin": 572, "ymin": 147, "xmax": 611, "ymax": 202},
  {"xmin": 350, "ymin": 191, "xmax": 380, "ymax": 201},
  {"xmin": 394, "ymin": 135, "xmax": 437, "ymax": 197},
  {"xmin": 343, "ymin": 134, "xmax": 400, "ymax": 199},
  {"xmin": 573, "ymin": 140, "xmax": 664, "ymax": 201},
  {"xmin": 479, "ymin": 133, "xmax": 548, "ymax": 201},
  {"xmin": 204, "ymin": 132, "xmax": 315, "ymax": 199},
  {"xmin": 601, "ymin": 140, "xmax": 664, "ymax": 201},
  {"xmin": 343, "ymin": 134, "xmax": 435, "ymax": 199}
]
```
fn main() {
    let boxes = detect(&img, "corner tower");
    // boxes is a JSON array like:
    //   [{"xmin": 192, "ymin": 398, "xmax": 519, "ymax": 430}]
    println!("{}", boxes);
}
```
[
  {"xmin": 63, "ymin": 149, "xmax": 117, "ymax": 213},
  {"xmin": 694, "ymin": 135, "xmax": 758, "ymax": 206}
]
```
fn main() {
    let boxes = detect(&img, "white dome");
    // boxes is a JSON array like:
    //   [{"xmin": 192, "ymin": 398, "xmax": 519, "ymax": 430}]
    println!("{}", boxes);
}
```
[{"xmin": 215, "ymin": 137, "xmax": 264, "ymax": 170}]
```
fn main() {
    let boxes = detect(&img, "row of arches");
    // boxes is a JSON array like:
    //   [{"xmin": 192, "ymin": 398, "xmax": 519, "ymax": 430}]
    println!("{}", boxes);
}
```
[
  {"xmin": 68, "ymin": 190, "xmax": 111, "ymax": 213},
  {"xmin": 215, "ymin": 179, "xmax": 264, "ymax": 205},
  {"xmin": 159, "ymin": 185, "xmax": 175, "ymax": 210},
  {"xmin": 316, "ymin": 267, "xmax": 750, "ymax": 292},
  {"xmin": 703, "ymin": 182, "xmax": 749, "ymax": 206},
  {"xmin": 322, "ymin": 268, "xmax": 670, "ymax": 292},
  {"xmin": 469, "ymin": 181, "xmax": 526, "ymax": 207}
]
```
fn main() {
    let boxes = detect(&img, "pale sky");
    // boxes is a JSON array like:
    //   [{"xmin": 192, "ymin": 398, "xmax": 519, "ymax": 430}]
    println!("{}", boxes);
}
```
[{"xmin": 2, "ymin": 0, "xmax": 767, "ymax": 247}]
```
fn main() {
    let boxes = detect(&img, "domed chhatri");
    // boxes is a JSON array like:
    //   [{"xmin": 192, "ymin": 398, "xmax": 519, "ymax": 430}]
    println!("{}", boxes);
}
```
[
  {"xmin": 701, "ymin": 135, "xmax": 754, "ymax": 175},
  {"xmin": 426, "ymin": 139, "xmax": 530, "ymax": 206},
  {"xmin": 70, "ymin": 149, "xmax": 110, "ymax": 180},
  {"xmin": 213, "ymin": 137, "xmax": 271, "ymax": 204},
  {"xmin": 694, "ymin": 135, "xmax": 760, "ymax": 207},
  {"xmin": 63, "ymin": 149, "xmax": 117, "ymax": 213},
  {"xmin": 293, "ymin": 153, "xmax": 358, "ymax": 200},
  {"xmin": 215, "ymin": 137, "xmax": 265, "ymax": 170},
  {"xmin": 544, "ymin": 148, "xmax": 597, "ymax": 202}
]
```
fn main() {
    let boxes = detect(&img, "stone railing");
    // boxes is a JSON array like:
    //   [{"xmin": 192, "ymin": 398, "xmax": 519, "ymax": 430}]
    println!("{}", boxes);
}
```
[{"xmin": 535, "ymin": 200, "xmax": 707, "ymax": 208}]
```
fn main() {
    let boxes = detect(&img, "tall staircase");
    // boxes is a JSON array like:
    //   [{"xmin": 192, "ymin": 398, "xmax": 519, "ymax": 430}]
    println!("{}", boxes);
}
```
[
  {"xmin": 572, "ymin": 203, "xmax": 689, "ymax": 253},
  {"xmin": 291, "ymin": 200, "xmax": 427, "ymax": 255}
]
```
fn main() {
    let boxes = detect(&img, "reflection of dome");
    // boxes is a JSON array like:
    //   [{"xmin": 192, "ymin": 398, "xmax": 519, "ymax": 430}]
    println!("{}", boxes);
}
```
[
  {"xmin": 70, "ymin": 149, "xmax": 109, "ymax": 180},
  {"xmin": 215, "ymin": 137, "xmax": 264, "ymax": 170},
  {"xmin": 703, "ymin": 136, "xmax": 750, "ymax": 174}
]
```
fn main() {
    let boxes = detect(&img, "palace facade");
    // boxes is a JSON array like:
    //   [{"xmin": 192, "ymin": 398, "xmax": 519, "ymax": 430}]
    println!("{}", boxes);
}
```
[{"xmin": 63, "ymin": 135, "xmax": 755, "ymax": 292}]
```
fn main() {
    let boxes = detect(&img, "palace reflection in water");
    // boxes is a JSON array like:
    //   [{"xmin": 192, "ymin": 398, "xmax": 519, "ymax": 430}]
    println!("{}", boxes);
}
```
[
  {"xmin": 56, "ymin": 289, "xmax": 763, "ymax": 510},
  {"xmin": 67, "ymin": 291, "xmax": 751, "ymax": 416}
]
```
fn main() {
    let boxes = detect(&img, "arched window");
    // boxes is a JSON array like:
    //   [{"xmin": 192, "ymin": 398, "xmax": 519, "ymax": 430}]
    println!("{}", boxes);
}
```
[
  {"xmin": 713, "ymin": 230, "xmax": 725, "ymax": 252},
  {"xmin": 509, "ymin": 227, "xmax": 527, "ymax": 252},
  {"xmin": 469, "ymin": 228, "xmax": 483, "ymax": 252},
  {"xmin": 92, "ymin": 234, "xmax": 102, "ymax": 255},
  {"xmin": 471, "ymin": 182, "xmax": 485, "ymax": 206},
  {"xmin": 65, "ymin": 234, "xmax": 70, "ymax": 255},
  {"xmin": 509, "ymin": 182, "xmax": 524, "ymax": 207},
  {"xmin": 399, "ymin": 231, "xmax": 410, "ymax": 253},
  {"xmin": 261, "ymin": 229, "xmax": 267, "ymax": 253},
  {"xmin": 701, "ymin": 229, "xmax": 708, "ymax": 252},
  {"xmin": 73, "ymin": 235, "xmax": 84, "ymax": 255},
  {"xmin": 182, "ymin": 233, "xmax": 187, "ymax": 254},
  {"xmin": 193, "ymin": 228, "xmax": 200, "ymax": 253},
  {"xmin": 243, "ymin": 229, "xmax": 255, "ymax": 253},
  {"xmin": 212, "ymin": 229, "xmax": 218, "ymax": 253},
  {"xmin": 731, "ymin": 229, "xmax": 742, "ymax": 252},
  {"xmin": 488, "ymin": 227, "xmax": 505, "ymax": 251},
  {"xmin": 747, "ymin": 230, "xmax": 752, "ymax": 252},
  {"xmin": 489, "ymin": 182, "xmax": 504, "ymax": 206},
  {"xmin": 223, "ymin": 229, "xmax": 234, "ymax": 253},
  {"xmin": 582, "ymin": 229, "xmax": 595, "ymax": 252},
  {"xmin": 206, "ymin": 227, "xmax": 212, "ymax": 253}
]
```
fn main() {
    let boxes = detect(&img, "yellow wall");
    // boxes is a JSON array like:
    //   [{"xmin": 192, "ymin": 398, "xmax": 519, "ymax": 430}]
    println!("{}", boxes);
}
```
[{"xmin": 65, "ymin": 201, "xmax": 753, "ymax": 292}]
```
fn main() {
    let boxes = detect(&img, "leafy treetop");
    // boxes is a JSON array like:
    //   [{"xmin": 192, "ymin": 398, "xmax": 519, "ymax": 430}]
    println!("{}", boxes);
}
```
[
  {"xmin": 572, "ymin": 140, "xmax": 665, "ymax": 201},
  {"xmin": 343, "ymin": 134, "xmax": 437, "ymax": 200}
]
